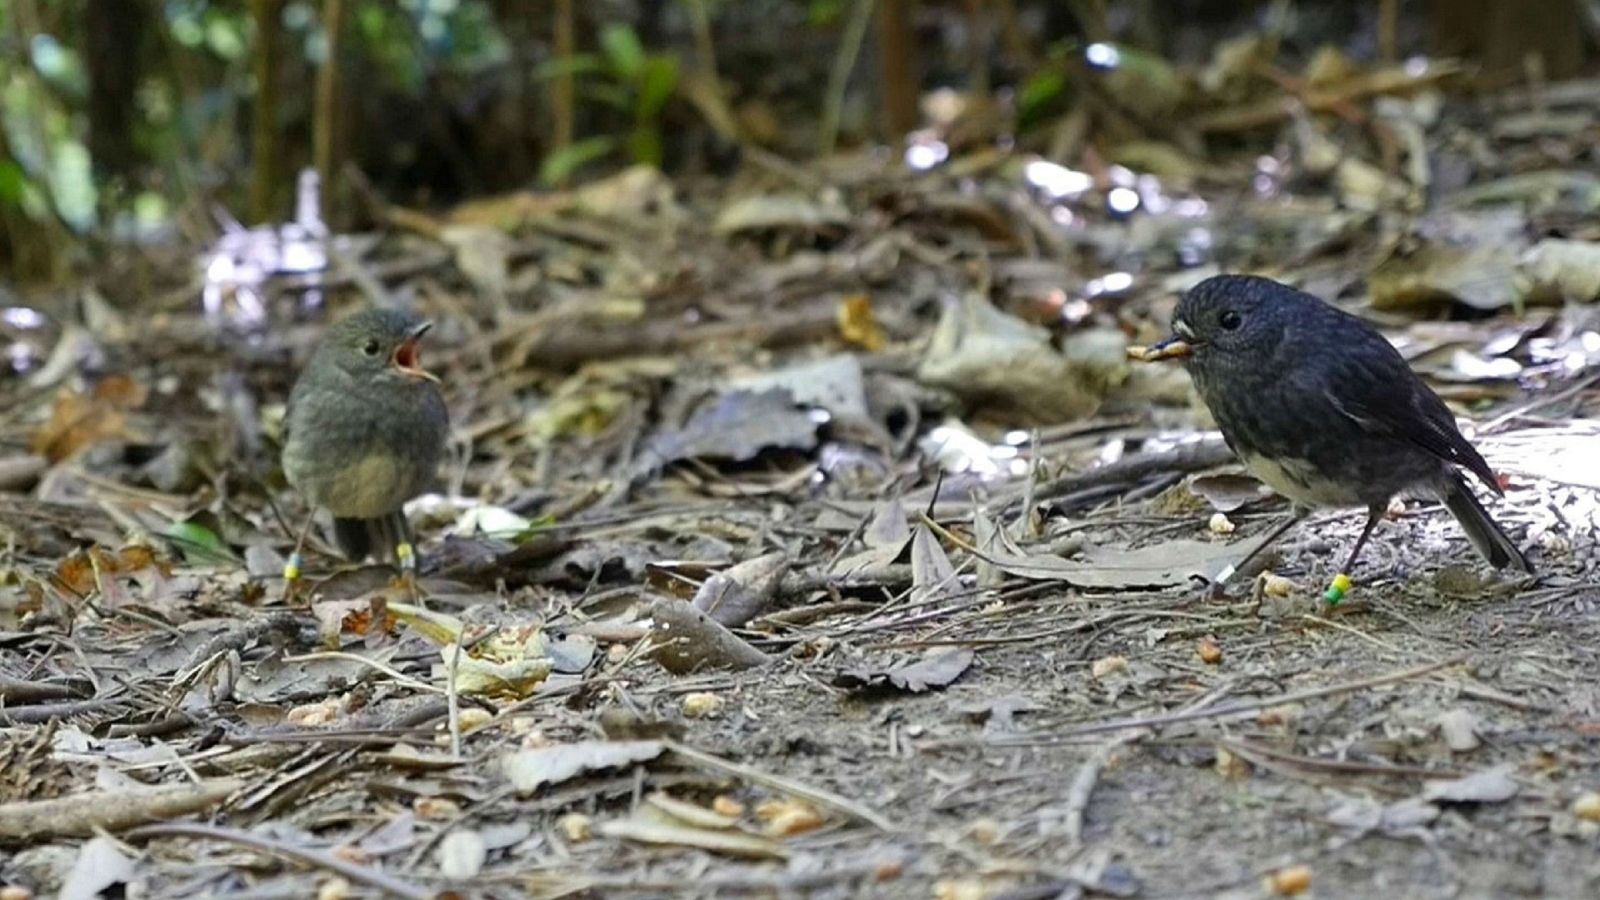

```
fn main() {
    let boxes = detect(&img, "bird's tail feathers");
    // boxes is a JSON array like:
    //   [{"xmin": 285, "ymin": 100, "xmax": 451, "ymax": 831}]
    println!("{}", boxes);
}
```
[{"xmin": 1442, "ymin": 473, "xmax": 1532, "ymax": 574}]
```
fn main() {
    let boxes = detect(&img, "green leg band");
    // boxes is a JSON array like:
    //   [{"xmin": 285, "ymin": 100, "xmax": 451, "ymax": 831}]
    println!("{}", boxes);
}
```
[{"xmin": 1323, "ymin": 572, "xmax": 1352, "ymax": 605}]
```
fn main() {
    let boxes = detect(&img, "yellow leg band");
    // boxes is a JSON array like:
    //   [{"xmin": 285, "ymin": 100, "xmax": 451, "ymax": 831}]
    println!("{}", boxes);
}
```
[
  {"xmin": 283, "ymin": 552, "xmax": 304, "ymax": 582},
  {"xmin": 1323, "ymin": 572, "xmax": 1353, "ymax": 605},
  {"xmin": 396, "ymin": 542, "xmax": 416, "ymax": 571}
]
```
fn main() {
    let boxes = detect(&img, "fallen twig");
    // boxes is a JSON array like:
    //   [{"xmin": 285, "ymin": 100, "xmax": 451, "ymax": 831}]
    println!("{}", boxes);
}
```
[
  {"xmin": 663, "ymin": 740, "xmax": 896, "ymax": 831},
  {"xmin": 126, "ymin": 821, "xmax": 432, "ymax": 900},
  {"xmin": 0, "ymin": 779, "xmax": 243, "ymax": 844}
]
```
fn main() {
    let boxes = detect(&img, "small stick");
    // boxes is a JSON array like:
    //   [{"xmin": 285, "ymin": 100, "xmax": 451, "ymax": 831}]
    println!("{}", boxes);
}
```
[
  {"xmin": 983, "ymin": 656, "xmax": 1464, "ymax": 745},
  {"xmin": 126, "ymin": 822, "xmax": 431, "ymax": 900},
  {"xmin": 662, "ymin": 740, "xmax": 895, "ymax": 831}
]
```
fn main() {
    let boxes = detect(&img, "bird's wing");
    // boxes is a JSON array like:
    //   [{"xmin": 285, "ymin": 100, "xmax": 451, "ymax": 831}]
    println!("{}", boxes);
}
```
[{"xmin": 1295, "ymin": 342, "xmax": 1501, "ymax": 494}]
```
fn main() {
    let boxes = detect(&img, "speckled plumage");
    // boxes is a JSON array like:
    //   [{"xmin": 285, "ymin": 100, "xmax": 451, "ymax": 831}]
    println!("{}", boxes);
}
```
[
  {"xmin": 283, "ymin": 307, "xmax": 449, "ymax": 563},
  {"xmin": 1169, "ymin": 274, "xmax": 1530, "ymax": 573}
]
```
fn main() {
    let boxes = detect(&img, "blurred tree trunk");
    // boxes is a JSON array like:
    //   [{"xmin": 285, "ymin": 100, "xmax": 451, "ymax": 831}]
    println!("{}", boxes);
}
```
[
  {"xmin": 877, "ymin": 0, "xmax": 919, "ymax": 139},
  {"xmin": 1430, "ymin": 0, "xmax": 1584, "ymax": 81},
  {"xmin": 84, "ymin": 0, "xmax": 144, "ymax": 180},
  {"xmin": 552, "ymin": 0, "xmax": 574, "ymax": 158},
  {"xmin": 250, "ymin": 0, "xmax": 285, "ymax": 222},
  {"xmin": 313, "ymin": 0, "xmax": 347, "ymax": 225}
]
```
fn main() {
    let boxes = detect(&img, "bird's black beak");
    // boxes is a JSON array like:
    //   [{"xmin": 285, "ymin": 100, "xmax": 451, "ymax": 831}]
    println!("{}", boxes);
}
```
[{"xmin": 391, "ymin": 320, "xmax": 440, "ymax": 382}]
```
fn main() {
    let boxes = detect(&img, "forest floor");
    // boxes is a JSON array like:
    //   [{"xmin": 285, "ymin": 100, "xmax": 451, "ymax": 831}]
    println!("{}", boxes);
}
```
[{"xmin": 4, "ymin": 62, "xmax": 1600, "ymax": 900}]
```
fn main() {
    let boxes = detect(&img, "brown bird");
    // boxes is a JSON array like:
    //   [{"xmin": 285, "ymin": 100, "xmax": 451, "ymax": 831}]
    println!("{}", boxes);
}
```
[{"xmin": 281, "ymin": 307, "xmax": 449, "ymax": 580}]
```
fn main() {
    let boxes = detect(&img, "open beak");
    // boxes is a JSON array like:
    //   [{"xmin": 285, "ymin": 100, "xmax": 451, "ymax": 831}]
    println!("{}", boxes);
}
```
[{"xmin": 390, "ymin": 321, "xmax": 440, "ymax": 383}]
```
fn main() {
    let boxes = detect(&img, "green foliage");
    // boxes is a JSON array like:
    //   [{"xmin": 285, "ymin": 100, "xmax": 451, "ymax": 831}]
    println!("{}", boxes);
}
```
[
  {"xmin": 538, "ymin": 23, "xmax": 681, "ymax": 184},
  {"xmin": 165, "ymin": 519, "xmax": 238, "ymax": 565},
  {"xmin": 539, "ymin": 136, "xmax": 616, "ymax": 186}
]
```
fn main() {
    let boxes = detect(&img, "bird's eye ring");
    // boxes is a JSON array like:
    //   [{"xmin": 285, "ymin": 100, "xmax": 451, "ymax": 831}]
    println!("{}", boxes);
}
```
[
  {"xmin": 362, "ymin": 339, "xmax": 382, "ymax": 356},
  {"xmin": 1219, "ymin": 310, "xmax": 1242, "ymax": 331}
]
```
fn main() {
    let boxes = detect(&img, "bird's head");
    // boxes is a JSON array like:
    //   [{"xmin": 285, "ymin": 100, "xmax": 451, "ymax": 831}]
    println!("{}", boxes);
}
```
[
  {"xmin": 1142, "ymin": 274, "xmax": 1296, "ymax": 365},
  {"xmin": 315, "ymin": 307, "xmax": 440, "ymax": 384}
]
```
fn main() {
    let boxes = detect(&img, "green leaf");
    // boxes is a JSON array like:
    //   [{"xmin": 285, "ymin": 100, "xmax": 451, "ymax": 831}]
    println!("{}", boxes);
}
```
[
  {"xmin": 540, "ymin": 136, "xmax": 616, "ymax": 185},
  {"xmin": 0, "ymin": 160, "xmax": 28, "ymax": 205},
  {"xmin": 584, "ymin": 83, "xmax": 632, "ymax": 112},
  {"xmin": 533, "ymin": 53, "xmax": 605, "ymax": 81},
  {"xmin": 1018, "ymin": 70, "xmax": 1065, "ymax": 120},
  {"xmin": 165, "ymin": 520, "xmax": 237, "ymax": 565},
  {"xmin": 635, "ymin": 56, "xmax": 679, "ymax": 120},
  {"xmin": 626, "ymin": 127, "xmax": 663, "ymax": 166},
  {"xmin": 599, "ymin": 24, "xmax": 646, "ymax": 79}
]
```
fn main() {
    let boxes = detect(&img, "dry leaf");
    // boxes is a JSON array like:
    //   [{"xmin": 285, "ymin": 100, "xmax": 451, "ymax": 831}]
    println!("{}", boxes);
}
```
[
  {"xmin": 501, "ymin": 740, "xmax": 664, "ymax": 795},
  {"xmin": 909, "ymin": 525, "xmax": 957, "ymax": 603},
  {"xmin": 1422, "ymin": 765, "xmax": 1519, "ymax": 803},
  {"xmin": 436, "ymin": 829, "xmax": 486, "ymax": 881},
  {"xmin": 836, "ymin": 647, "xmax": 974, "ymax": 693},
  {"xmin": 31, "ymin": 375, "xmax": 148, "ymax": 462},
  {"xmin": 838, "ymin": 293, "xmax": 886, "ymax": 350},
  {"xmin": 756, "ymin": 798, "xmax": 825, "ymax": 837},
  {"xmin": 599, "ymin": 816, "xmax": 789, "ymax": 859}
]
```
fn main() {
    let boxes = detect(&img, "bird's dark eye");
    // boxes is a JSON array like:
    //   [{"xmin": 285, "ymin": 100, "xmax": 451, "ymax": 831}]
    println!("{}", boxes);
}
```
[
  {"xmin": 362, "ymin": 339, "xmax": 382, "ymax": 357},
  {"xmin": 1219, "ymin": 310, "xmax": 1242, "ymax": 331}
]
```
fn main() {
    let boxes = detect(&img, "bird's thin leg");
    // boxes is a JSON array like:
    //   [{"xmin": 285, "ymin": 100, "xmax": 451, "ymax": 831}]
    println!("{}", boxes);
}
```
[
  {"xmin": 281, "ymin": 511, "xmax": 317, "ymax": 601},
  {"xmin": 1214, "ymin": 507, "xmax": 1308, "ymax": 588},
  {"xmin": 396, "ymin": 541, "xmax": 415, "ymax": 586},
  {"xmin": 1325, "ymin": 504, "xmax": 1384, "ymax": 605}
]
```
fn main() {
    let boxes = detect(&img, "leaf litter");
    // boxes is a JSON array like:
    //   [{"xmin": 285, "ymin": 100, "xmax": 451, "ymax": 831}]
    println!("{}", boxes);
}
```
[{"xmin": 4, "ymin": 33, "xmax": 1600, "ymax": 900}]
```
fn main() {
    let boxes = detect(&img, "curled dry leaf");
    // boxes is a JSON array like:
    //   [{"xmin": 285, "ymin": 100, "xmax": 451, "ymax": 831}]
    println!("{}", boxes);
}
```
[
  {"xmin": 691, "ymin": 550, "xmax": 789, "ymax": 628},
  {"xmin": 832, "ymin": 497, "xmax": 912, "ymax": 575},
  {"xmin": 836, "ymin": 647, "xmax": 974, "ymax": 693},
  {"xmin": 1188, "ymin": 473, "xmax": 1270, "ymax": 511},
  {"xmin": 648, "ymin": 596, "xmax": 770, "ymax": 673}
]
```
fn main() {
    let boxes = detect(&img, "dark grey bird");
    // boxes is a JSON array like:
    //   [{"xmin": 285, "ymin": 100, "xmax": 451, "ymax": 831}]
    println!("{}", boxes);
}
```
[
  {"xmin": 1143, "ymin": 274, "xmax": 1531, "ymax": 599},
  {"xmin": 282, "ymin": 307, "xmax": 449, "ymax": 571}
]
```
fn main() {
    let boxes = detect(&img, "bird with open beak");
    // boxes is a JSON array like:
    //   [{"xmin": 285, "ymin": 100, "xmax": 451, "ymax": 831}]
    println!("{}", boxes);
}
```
[
  {"xmin": 282, "ymin": 306, "xmax": 449, "ymax": 582},
  {"xmin": 1130, "ymin": 274, "xmax": 1531, "ymax": 603}
]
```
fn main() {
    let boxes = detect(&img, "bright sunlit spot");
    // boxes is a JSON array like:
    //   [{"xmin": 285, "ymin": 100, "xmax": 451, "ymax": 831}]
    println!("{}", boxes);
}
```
[
  {"xmin": 921, "ymin": 423, "xmax": 1029, "ymax": 478},
  {"xmin": 2, "ymin": 307, "xmax": 45, "ymax": 330},
  {"xmin": 1107, "ymin": 187, "xmax": 1141, "ymax": 213},
  {"xmin": 1086, "ymin": 42, "xmax": 1122, "ymax": 69},
  {"xmin": 905, "ymin": 133, "xmax": 950, "ymax": 171},
  {"xmin": 1024, "ymin": 160, "xmax": 1093, "ymax": 199},
  {"xmin": 1086, "ymin": 271, "xmax": 1134, "ymax": 296}
]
